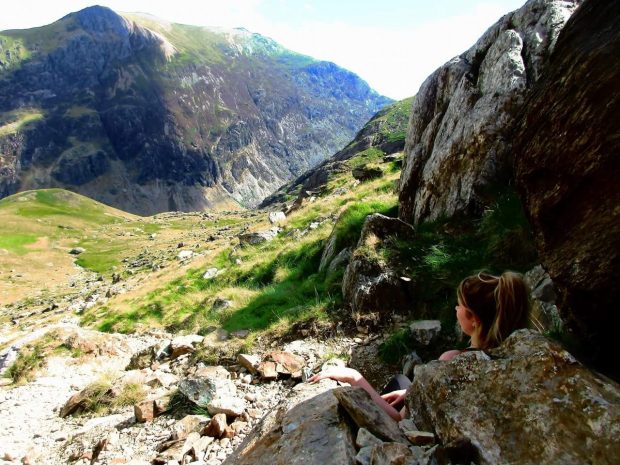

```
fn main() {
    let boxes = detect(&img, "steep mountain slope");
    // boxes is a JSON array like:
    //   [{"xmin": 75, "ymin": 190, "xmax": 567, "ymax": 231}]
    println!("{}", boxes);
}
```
[
  {"xmin": 260, "ymin": 96, "xmax": 413, "ymax": 208},
  {"xmin": 0, "ymin": 6, "xmax": 391, "ymax": 215}
]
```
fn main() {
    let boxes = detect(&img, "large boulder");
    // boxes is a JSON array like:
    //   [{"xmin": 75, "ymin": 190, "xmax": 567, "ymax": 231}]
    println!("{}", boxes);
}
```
[
  {"xmin": 342, "ymin": 214, "xmax": 415, "ymax": 317},
  {"xmin": 407, "ymin": 330, "xmax": 620, "ymax": 465},
  {"xmin": 398, "ymin": 0, "xmax": 581, "ymax": 225},
  {"xmin": 513, "ymin": 0, "xmax": 620, "ymax": 376},
  {"xmin": 223, "ymin": 382, "xmax": 412, "ymax": 465},
  {"xmin": 222, "ymin": 380, "xmax": 357, "ymax": 465}
]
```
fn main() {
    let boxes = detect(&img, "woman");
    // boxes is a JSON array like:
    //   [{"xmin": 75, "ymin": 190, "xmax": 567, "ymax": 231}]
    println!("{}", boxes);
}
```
[{"xmin": 308, "ymin": 271, "xmax": 531, "ymax": 420}]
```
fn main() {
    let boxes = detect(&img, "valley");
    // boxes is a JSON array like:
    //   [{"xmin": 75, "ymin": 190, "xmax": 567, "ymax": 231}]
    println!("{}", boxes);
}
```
[{"xmin": 0, "ymin": 0, "xmax": 619, "ymax": 464}]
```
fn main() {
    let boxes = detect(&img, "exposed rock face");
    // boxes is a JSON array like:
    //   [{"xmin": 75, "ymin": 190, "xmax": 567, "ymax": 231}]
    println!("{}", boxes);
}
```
[
  {"xmin": 342, "ymin": 214, "xmax": 415, "ymax": 317},
  {"xmin": 260, "ymin": 97, "xmax": 412, "ymax": 209},
  {"xmin": 407, "ymin": 330, "xmax": 620, "ymax": 465},
  {"xmin": 398, "ymin": 0, "xmax": 581, "ymax": 225},
  {"xmin": 0, "ymin": 6, "xmax": 390, "ymax": 214},
  {"xmin": 513, "ymin": 0, "xmax": 620, "ymax": 376},
  {"xmin": 222, "ymin": 380, "xmax": 358, "ymax": 465}
]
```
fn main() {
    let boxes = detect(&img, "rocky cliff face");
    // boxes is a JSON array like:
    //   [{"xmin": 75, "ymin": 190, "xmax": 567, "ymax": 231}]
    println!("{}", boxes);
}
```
[
  {"xmin": 0, "ymin": 6, "xmax": 390, "ymax": 215},
  {"xmin": 513, "ymin": 0, "xmax": 620, "ymax": 375},
  {"xmin": 260, "ymin": 96, "xmax": 412, "ymax": 208},
  {"xmin": 398, "ymin": 0, "xmax": 581, "ymax": 225}
]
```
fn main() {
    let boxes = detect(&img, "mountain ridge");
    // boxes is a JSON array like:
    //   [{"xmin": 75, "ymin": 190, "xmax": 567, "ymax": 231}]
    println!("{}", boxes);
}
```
[{"xmin": 0, "ymin": 5, "xmax": 391, "ymax": 215}]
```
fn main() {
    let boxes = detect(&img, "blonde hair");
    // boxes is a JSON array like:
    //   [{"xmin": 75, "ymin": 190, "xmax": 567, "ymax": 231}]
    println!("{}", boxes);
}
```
[{"xmin": 457, "ymin": 271, "xmax": 530, "ymax": 350}]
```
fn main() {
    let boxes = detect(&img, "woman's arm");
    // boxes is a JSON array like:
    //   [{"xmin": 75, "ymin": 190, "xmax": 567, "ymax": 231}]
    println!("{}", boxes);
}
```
[{"xmin": 308, "ymin": 367, "xmax": 403, "ymax": 421}]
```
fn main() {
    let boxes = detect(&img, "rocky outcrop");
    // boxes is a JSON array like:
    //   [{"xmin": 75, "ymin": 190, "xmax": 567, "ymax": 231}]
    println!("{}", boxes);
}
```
[
  {"xmin": 407, "ymin": 330, "xmax": 620, "ymax": 465},
  {"xmin": 342, "ymin": 214, "xmax": 415, "ymax": 318},
  {"xmin": 0, "ymin": 6, "xmax": 390, "ymax": 214},
  {"xmin": 398, "ymin": 0, "xmax": 581, "ymax": 225},
  {"xmin": 513, "ymin": 0, "xmax": 620, "ymax": 377},
  {"xmin": 222, "ymin": 382, "xmax": 426, "ymax": 465}
]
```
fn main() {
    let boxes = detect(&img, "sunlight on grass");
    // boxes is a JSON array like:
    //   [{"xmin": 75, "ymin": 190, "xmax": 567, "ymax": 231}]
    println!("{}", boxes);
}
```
[
  {"xmin": 0, "ymin": 109, "xmax": 43, "ymax": 136},
  {"xmin": 0, "ymin": 233, "xmax": 38, "ymax": 255}
]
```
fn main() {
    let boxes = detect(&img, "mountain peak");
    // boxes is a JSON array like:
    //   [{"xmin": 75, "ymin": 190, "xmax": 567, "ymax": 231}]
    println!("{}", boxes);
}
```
[{"xmin": 68, "ymin": 5, "xmax": 132, "ymax": 36}]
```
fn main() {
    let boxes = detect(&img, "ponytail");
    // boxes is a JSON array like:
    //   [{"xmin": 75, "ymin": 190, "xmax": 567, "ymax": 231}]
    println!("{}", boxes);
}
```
[
  {"xmin": 457, "ymin": 271, "xmax": 531, "ymax": 350},
  {"xmin": 487, "ymin": 272, "xmax": 530, "ymax": 347}
]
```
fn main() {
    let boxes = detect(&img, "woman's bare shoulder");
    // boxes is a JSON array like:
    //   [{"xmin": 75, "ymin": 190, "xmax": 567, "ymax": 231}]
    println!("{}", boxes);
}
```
[{"xmin": 438, "ymin": 349, "xmax": 463, "ymax": 361}]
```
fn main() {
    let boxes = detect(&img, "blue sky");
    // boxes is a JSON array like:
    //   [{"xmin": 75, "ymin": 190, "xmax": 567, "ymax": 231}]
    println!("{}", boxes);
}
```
[{"xmin": 0, "ymin": 0, "xmax": 526, "ymax": 99}]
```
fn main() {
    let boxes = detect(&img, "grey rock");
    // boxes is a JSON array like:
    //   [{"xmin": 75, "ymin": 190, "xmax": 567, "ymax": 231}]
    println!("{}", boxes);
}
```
[
  {"xmin": 407, "ymin": 329, "xmax": 620, "ymax": 465},
  {"xmin": 179, "ymin": 378, "xmax": 236, "ymax": 408},
  {"xmin": 202, "ymin": 268, "xmax": 220, "ymax": 279},
  {"xmin": 222, "ymin": 380, "xmax": 356, "ymax": 465},
  {"xmin": 177, "ymin": 250, "xmax": 194, "ymax": 261},
  {"xmin": 211, "ymin": 297, "xmax": 232, "ymax": 312},
  {"xmin": 238, "ymin": 228, "xmax": 280, "ymax": 246},
  {"xmin": 401, "ymin": 352, "xmax": 422, "ymax": 380},
  {"xmin": 327, "ymin": 248, "xmax": 352, "ymax": 275},
  {"xmin": 352, "ymin": 166, "xmax": 382, "ymax": 182},
  {"xmin": 408, "ymin": 321, "xmax": 441, "ymax": 346},
  {"xmin": 333, "ymin": 387, "xmax": 408, "ymax": 444},
  {"xmin": 69, "ymin": 247, "xmax": 86, "ymax": 255},
  {"xmin": 207, "ymin": 397, "xmax": 246, "ymax": 417},
  {"xmin": 268, "ymin": 211, "xmax": 286, "ymax": 224},
  {"xmin": 369, "ymin": 443, "xmax": 413, "ymax": 465},
  {"xmin": 398, "ymin": 0, "xmax": 581, "ymax": 225},
  {"xmin": 319, "ymin": 215, "xmax": 342, "ymax": 272},
  {"xmin": 525, "ymin": 265, "xmax": 562, "ymax": 333},
  {"xmin": 356, "ymin": 427, "xmax": 383, "ymax": 449},
  {"xmin": 356, "ymin": 446, "xmax": 374, "ymax": 465}
]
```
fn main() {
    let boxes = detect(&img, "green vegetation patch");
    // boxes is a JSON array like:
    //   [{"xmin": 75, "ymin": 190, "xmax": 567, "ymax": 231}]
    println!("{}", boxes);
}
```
[
  {"xmin": 0, "ymin": 109, "xmax": 44, "ymax": 136},
  {"xmin": 332, "ymin": 199, "xmax": 398, "ymax": 252},
  {"xmin": 377, "ymin": 187, "xmax": 538, "ymax": 363},
  {"xmin": 348, "ymin": 147, "xmax": 386, "ymax": 169},
  {"xmin": 4, "ymin": 343, "xmax": 45, "ymax": 383},
  {"xmin": 2, "ymin": 331, "xmax": 71, "ymax": 383},
  {"xmin": 0, "ymin": 233, "xmax": 38, "ymax": 255},
  {"xmin": 4, "ymin": 189, "xmax": 123, "ymax": 225},
  {"xmin": 74, "ymin": 240, "xmax": 127, "ymax": 273},
  {"xmin": 66, "ymin": 376, "xmax": 146, "ymax": 416}
]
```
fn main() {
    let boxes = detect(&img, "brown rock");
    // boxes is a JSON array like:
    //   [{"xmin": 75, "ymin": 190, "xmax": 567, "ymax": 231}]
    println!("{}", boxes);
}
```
[
  {"xmin": 59, "ymin": 390, "xmax": 89, "ymax": 418},
  {"xmin": 407, "ymin": 330, "xmax": 620, "ymax": 465},
  {"xmin": 513, "ymin": 0, "xmax": 620, "ymax": 377},
  {"xmin": 193, "ymin": 365, "xmax": 230, "ymax": 380},
  {"xmin": 237, "ymin": 354, "xmax": 260, "ymax": 374},
  {"xmin": 369, "ymin": 443, "xmax": 412, "ymax": 465},
  {"xmin": 134, "ymin": 400, "xmax": 156, "ymax": 423},
  {"xmin": 258, "ymin": 361, "xmax": 278, "ymax": 380},
  {"xmin": 202, "ymin": 413, "xmax": 228, "ymax": 438},
  {"xmin": 333, "ymin": 387, "xmax": 408, "ymax": 444},
  {"xmin": 174, "ymin": 415, "xmax": 209, "ymax": 437},
  {"xmin": 222, "ymin": 425, "xmax": 236, "ymax": 439},
  {"xmin": 404, "ymin": 430, "xmax": 435, "ymax": 446},
  {"xmin": 153, "ymin": 394, "xmax": 171, "ymax": 416},
  {"xmin": 264, "ymin": 351, "xmax": 305, "ymax": 375}
]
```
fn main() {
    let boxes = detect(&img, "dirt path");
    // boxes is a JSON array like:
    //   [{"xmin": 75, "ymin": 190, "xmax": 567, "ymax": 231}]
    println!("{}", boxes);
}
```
[{"xmin": 0, "ymin": 327, "xmax": 156, "ymax": 463}]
